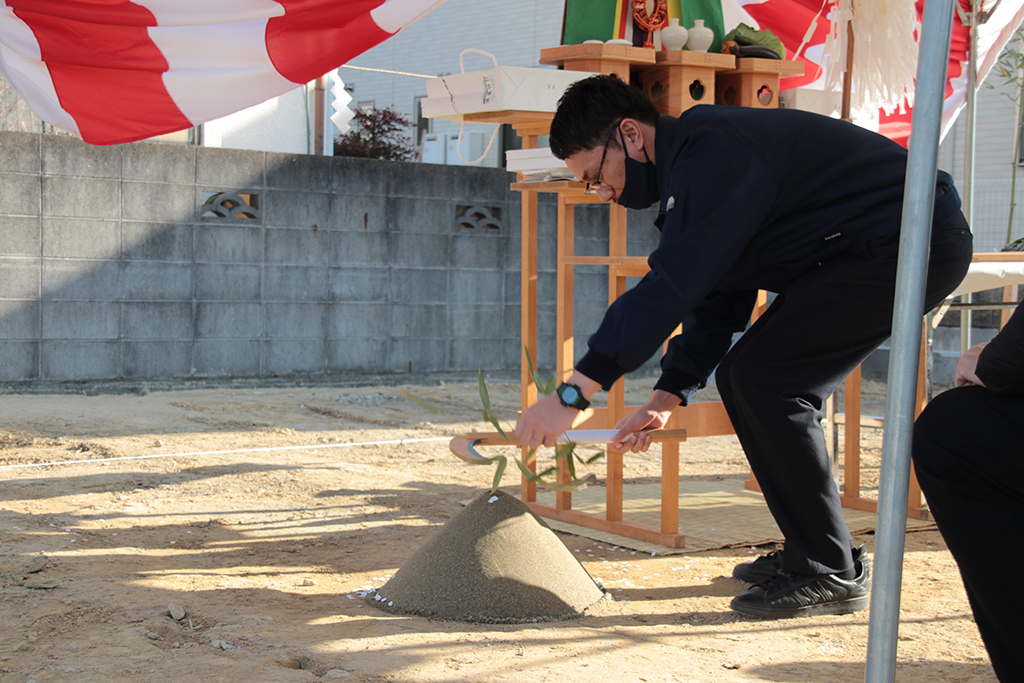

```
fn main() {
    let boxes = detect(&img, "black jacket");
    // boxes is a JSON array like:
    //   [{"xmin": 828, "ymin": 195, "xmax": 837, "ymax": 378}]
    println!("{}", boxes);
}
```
[
  {"xmin": 976, "ymin": 301, "xmax": 1024, "ymax": 395},
  {"xmin": 576, "ymin": 106, "xmax": 961, "ymax": 402}
]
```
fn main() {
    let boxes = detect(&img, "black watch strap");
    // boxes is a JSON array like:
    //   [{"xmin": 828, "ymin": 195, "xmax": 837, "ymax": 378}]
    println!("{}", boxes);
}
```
[{"xmin": 556, "ymin": 382, "xmax": 590, "ymax": 411}]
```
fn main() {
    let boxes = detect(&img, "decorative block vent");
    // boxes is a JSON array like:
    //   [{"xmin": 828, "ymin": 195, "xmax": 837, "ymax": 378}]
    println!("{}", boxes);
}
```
[
  {"xmin": 456, "ymin": 205, "xmax": 502, "ymax": 231},
  {"xmin": 201, "ymin": 191, "xmax": 261, "ymax": 220}
]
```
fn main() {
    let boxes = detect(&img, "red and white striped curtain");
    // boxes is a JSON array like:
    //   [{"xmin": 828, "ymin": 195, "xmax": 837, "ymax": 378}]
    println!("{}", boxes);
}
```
[{"xmin": 0, "ymin": 0, "xmax": 446, "ymax": 145}]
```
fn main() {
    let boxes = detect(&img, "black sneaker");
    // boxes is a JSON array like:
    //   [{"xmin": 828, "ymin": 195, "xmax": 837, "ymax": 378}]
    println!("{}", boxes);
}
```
[
  {"xmin": 732, "ymin": 549, "xmax": 784, "ymax": 583},
  {"xmin": 729, "ymin": 546, "xmax": 871, "ymax": 619},
  {"xmin": 732, "ymin": 545, "xmax": 869, "ymax": 584}
]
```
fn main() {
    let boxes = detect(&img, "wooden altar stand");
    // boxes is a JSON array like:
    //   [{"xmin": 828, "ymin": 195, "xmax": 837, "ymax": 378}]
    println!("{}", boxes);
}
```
[
  {"xmin": 540, "ymin": 43, "xmax": 738, "ymax": 115},
  {"xmin": 644, "ymin": 50, "xmax": 735, "ymax": 113},
  {"xmin": 539, "ymin": 43, "xmax": 656, "ymax": 82},
  {"xmin": 716, "ymin": 57, "xmax": 804, "ymax": 108}
]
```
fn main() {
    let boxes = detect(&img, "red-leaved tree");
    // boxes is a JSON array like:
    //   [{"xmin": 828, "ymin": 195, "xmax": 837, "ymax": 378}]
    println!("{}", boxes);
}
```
[{"xmin": 334, "ymin": 107, "xmax": 416, "ymax": 162}]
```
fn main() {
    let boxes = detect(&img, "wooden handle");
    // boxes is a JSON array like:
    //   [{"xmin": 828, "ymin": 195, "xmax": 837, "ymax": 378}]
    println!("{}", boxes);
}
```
[{"xmin": 448, "ymin": 428, "xmax": 687, "ymax": 462}]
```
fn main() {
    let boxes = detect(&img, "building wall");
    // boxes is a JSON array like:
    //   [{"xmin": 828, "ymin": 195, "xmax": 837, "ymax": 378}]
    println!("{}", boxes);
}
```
[
  {"xmin": 940, "ymin": 71, "xmax": 1024, "ymax": 252},
  {"xmin": 203, "ymin": 86, "xmax": 322, "ymax": 156},
  {"xmin": 0, "ymin": 130, "xmax": 661, "ymax": 388},
  {"xmin": 345, "ymin": 0, "xmax": 566, "ymax": 167}
]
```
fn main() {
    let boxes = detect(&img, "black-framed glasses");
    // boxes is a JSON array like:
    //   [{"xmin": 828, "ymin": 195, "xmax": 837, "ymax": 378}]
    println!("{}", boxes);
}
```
[{"xmin": 583, "ymin": 121, "xmax": 621, "ymax": 195}]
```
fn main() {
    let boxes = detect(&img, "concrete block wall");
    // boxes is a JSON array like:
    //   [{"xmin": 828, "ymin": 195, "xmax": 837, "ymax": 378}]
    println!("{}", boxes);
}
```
[{"xmin": 0, "ymin": 130, "xmax": 663, "ymax": 387}]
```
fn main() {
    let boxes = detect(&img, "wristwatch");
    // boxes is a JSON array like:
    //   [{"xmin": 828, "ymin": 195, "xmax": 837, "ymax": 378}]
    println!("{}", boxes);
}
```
[{"xmin": 556, "ymin": 382, "xmax": 590, "ymax": 411}]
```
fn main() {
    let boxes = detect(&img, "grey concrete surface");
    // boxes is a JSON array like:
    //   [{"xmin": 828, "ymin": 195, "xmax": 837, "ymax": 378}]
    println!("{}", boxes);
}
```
[{"xmin": 0, "ymin": 130, "xmax": 663, "ymax": 388}]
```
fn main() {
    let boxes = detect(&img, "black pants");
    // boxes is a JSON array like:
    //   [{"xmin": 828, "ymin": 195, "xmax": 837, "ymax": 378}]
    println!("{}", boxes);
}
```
[
  {"xmin": 913, "ymin": 386, "xmax": 1024, "ymax": 682},
  {"xmin": 715, "ymin": 214, "xmax": 972, "ymax": 576}
]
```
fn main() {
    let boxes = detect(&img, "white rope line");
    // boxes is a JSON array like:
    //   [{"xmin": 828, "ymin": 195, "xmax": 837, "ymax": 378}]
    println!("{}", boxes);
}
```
[
  {"xmin": 0, "ymin": 437, "xmax": 450, "ymax": 472},
  {"xmin": 338, "ymin": 64, "xmax": 432, "ymax": 78}
]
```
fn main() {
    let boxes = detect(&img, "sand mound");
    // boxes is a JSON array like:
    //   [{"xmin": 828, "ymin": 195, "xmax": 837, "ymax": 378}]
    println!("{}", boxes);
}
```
[{"xmin": 370, "ymin": 489, "xmax": 607, "ymax": 623}]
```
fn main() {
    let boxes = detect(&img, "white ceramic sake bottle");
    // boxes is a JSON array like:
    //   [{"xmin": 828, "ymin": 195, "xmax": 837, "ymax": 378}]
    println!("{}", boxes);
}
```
[
  {"xmin": 686, "ymin": 19, "xmax": 714, "ymax": 52},
  {"xmin": 660, "ymin": 18, "xmax": 688, "ymax": 50}
]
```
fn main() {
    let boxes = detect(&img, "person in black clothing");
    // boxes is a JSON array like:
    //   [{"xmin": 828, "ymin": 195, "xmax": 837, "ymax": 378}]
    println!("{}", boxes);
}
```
[
  {"xmin": 913, "ymin": 300, "xmax": 1024, "ymax": 680},
  {"xmin": 513, "ymin": 75, "xmax": 972, "ymax": 618}
]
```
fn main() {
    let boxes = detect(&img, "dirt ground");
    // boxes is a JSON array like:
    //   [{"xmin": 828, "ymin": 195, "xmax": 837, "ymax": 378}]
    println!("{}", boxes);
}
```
[{"xmin": 0, "ymin": 377, "xmax": 996, "ymax": 683}]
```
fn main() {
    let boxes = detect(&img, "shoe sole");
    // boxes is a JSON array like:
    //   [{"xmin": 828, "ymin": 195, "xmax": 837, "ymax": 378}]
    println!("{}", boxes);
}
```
[{"xmin": 729, "ymin": 594, "xmax": 869, "ymax": 619}]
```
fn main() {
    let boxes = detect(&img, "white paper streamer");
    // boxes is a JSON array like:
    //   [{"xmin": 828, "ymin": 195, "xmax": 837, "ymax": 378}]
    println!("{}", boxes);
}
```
[{"xmin": 824, "ymin": 0, "xmax": 920, "ymax": 115}]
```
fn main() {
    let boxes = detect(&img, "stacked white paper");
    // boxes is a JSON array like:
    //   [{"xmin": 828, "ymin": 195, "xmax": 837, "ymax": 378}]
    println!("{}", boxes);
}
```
[
  {"xmin": 422, "ymin": 66, "xmax": 594, "ymax": 121},
  {"xmin": 505, "ymin": 148, "xmax": 575, "ymax": 180}
]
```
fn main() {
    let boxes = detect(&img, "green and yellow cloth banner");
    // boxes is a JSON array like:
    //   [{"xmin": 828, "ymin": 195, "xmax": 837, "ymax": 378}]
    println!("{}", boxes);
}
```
[{"xmin": 561, "ymin": 0, "xmax": 725, "ymax": 53}]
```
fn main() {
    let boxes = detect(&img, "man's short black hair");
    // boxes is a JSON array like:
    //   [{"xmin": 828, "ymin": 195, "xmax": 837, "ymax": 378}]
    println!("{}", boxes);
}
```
[{"xmin": 549, "ymin": 75, "xmax": 660, "ymax": 160}]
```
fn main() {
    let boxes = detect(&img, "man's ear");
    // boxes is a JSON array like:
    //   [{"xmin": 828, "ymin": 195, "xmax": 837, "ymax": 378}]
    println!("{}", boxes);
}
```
[{"xmin": 618, "ymin": 118, "xmax": 645, "ymax": 157}]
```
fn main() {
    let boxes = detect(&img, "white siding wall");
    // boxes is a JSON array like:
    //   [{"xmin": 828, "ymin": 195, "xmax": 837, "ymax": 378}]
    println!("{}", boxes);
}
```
[
  {"xmin": 941, "ymin": 73, "xmax": 1024, "ymax": 252},
  {"xmin": 203, "ymin": 84, "xmax": 317, "ymax": 155},
  {"xmin": 343, "ymin": 0, "xmax": 566, "ymax": 167}
]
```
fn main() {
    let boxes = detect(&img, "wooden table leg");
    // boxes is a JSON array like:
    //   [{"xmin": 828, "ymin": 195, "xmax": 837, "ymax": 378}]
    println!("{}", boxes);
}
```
[
  {"xmin": 1003, "ymin": 284, "xmax": 1019, "ymax": 327},
  {"xmin": 843, "ymin": 366, "xmax": 862, "ymax": 499},
  {"xmin": 604, "ymin": 204, "xmax": 629, "ymax": 522},
  {"xmin": 520, "ymin": 187, "xmax": 538, "ymax": 503},
  {"xmin": 908, "ymin": 324, "xmax": 928, "ymax": 516},
  {"xmin": 555, "ymin": 193, "xmax": 575, "ymax": 510},
  {"xmin": 660, "ymin": 426, "xmax": 680, "ymax": 536}
]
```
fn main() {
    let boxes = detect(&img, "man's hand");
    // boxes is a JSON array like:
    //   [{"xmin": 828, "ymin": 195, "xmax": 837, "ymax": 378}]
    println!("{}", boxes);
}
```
[
  {"xmin": 954, "ymin": 342, "xmax": 988, "ymax": 388},
  {"xmin": 513, "ymin": 372, "xmax": 600, "ymax": 450},
  {"xmin": 513, "ymin": 393, "xmax": 581, "ymax": 449},
  {"xmin": 609, "ymin": 389, "xmax": 681, "ymax": 453}
]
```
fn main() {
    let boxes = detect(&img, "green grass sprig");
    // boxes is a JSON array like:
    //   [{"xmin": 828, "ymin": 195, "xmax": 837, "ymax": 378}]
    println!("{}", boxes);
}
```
[{"xmin": 475, "ymin": 357, "xmax": 605, "ymax": 493}]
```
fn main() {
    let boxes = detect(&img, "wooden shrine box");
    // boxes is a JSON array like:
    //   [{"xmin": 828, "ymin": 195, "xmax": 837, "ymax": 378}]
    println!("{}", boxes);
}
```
[
  {"xmin": 641, "ymin": 50, "xmax": 735, "ymax": 114},
  {"xmin": 715, "ymin": 57, "xmax": 804, "ymax": 108},
  {"xmin": 539, "ymin": 43, "xmax": 655, "ymax": 82}
]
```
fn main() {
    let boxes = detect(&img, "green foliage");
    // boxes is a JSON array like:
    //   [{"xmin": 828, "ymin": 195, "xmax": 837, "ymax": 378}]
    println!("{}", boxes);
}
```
[
  {"xmin": 1003, "ymin": 235, "xmax": 1024, "ymax": 252},
  {"xmin": 398, "ymin": 390, "xmax": 440, "ymax": 415},
  {"xmin": 988, "ymin": 28, "xmax": 1024, "ymax": 98},
  {"xmin": 478, "ymin": 363, "xmax": 508, "ymax": 441},
  {"xmin": 474, "ymin": 357, "xmax": 605, "ymax": 494},
  {"xmin": 525, "ymin": 346, "xmax": 556, "ymax": 396},
  {"xmin": 334, "ymin": 106, "xmax": 416, "ymax": 162},
  {"xmin": 722, "ymin": 23, "xmax": 786, "ymax": 60}
]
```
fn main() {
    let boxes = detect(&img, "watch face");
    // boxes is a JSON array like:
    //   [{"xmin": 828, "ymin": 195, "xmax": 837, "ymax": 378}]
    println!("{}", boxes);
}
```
[{"xmin": 560, "ymin": 385, "xmax": 580, "ymax": 404}]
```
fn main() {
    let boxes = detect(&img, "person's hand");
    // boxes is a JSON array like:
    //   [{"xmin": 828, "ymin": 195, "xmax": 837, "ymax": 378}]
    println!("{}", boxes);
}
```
[
  {"xmin": 609, "ymin": 389, "xmax": 681, "ymax": 453},
  {"xmin": 513, "ymin": 393, "xmax": 582, "ymax": 450},
  {"xmin": 513, "ymin": 372, "xmax": 600, "ymax": 450},
  {"xmin": 954, "ymin": 342, "xmax": 988, "ymax": 388}
]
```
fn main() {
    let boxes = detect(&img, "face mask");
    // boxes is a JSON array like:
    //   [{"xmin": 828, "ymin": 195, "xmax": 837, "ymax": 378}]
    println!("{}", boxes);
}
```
[{"xmin": 616, "ymin": 126, "xmax": 660, "ymax": 210}]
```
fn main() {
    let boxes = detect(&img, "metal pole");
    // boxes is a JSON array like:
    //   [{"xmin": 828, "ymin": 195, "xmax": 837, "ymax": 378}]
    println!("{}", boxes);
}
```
[
  {"xmin": 964, "ymin": 0, "xmax": 978, "ymax": 224},
  {"xmin": 961, "ymin": 1, "xmax": 979, "ymax": 353},
  {"xmin": 864, "ymin": 0, "xmax": 956, "ymax": 679}
]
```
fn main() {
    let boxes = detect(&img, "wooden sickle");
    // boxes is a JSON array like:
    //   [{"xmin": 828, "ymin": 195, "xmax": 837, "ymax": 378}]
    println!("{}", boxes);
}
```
[{"xmin": 449, "ymin": 428, "xmax": 688, "ymax": 462}]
